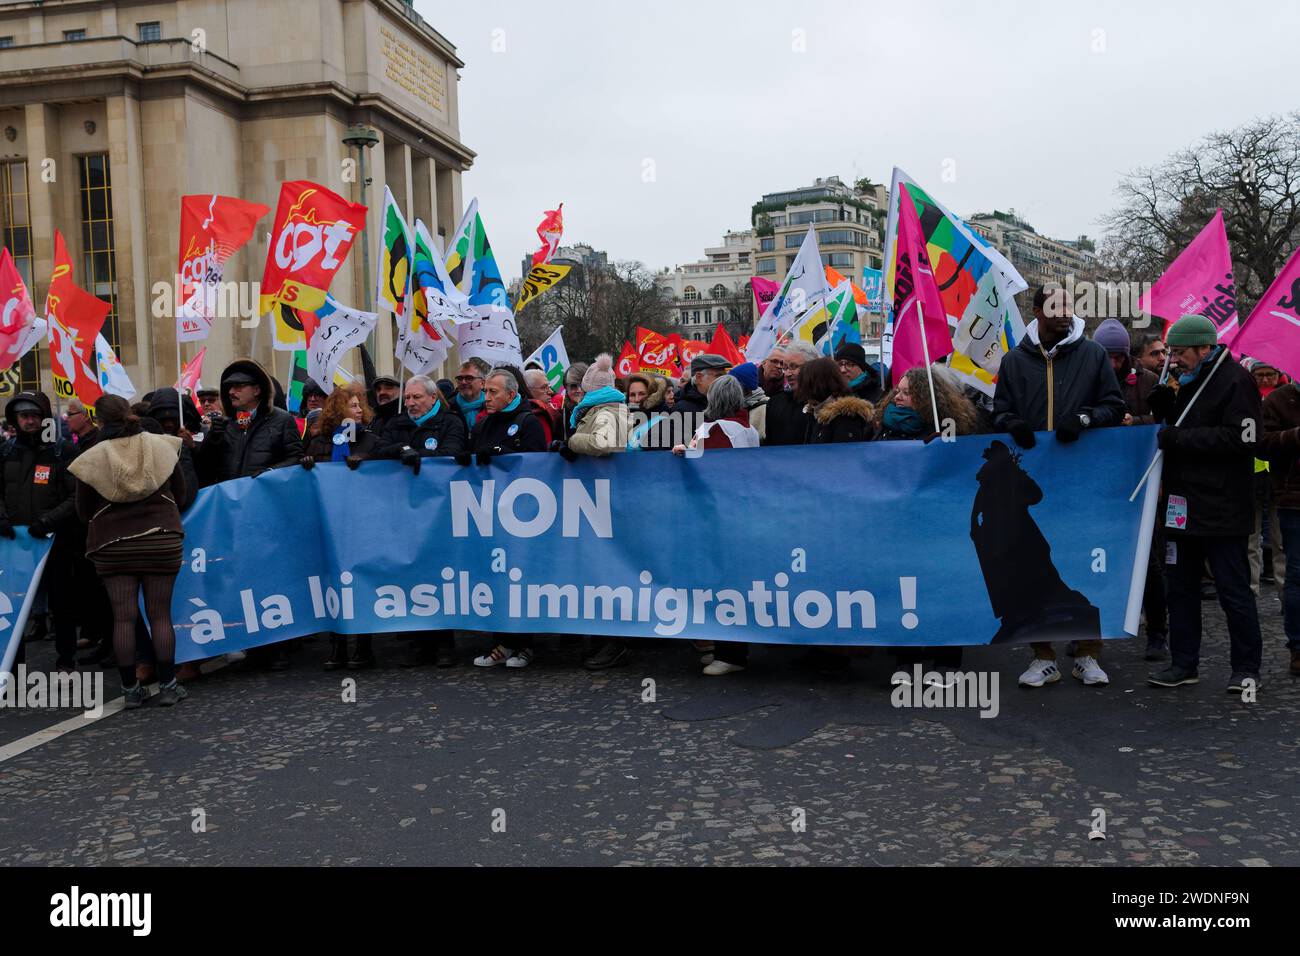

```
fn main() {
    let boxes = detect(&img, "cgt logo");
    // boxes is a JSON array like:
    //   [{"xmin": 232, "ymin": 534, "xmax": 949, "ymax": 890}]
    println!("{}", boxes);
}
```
[
  {"xmin": 50, "ymin": 886, "xmax": 151, "ymax": 936},
  {"xmin": 272, "ymin": 219, "xmax": 354, "ymax": 273}
]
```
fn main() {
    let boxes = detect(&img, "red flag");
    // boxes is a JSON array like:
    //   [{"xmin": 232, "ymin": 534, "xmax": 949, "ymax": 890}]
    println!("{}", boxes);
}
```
[
  {"xmin": 890, "ymin": 184, "xmax": 953, "ymax": 387},
  {"xmin": 637, "ymin": 327, "xmax": 681, "ymax": 377},
  {"xmin": 177, "ymin": 194, "xmax": 268, "ymax": 342},
  {"xmin": 678, "ymin": 339, "xmax": 709, "ymax": 367},
  {"xmin": 615, "ymin": 341, "xmax": 637, "ymax": 378},
  {"xmin": 45, "ymin": 231, "xmax": 108, "ymax": 405},
  {"xmin": 531, "ymin": 204, "xmax": 564, "ymax": 267},
  {"xmin": 708, "ymin": 322, "xmax": 746, "ymax": 365},
  {"xmin": 174, "ymin": 346, "xmax": 207, "ymax": 395},
  {"xmin": 0, "ymin": 247, "xmax": 43, "ymax": 372},
  {"xmin": 825, "ymin": 265, "xmax": 868, "ymax": 307},
  {"xmin": 259, "ymin": 181, "xmax": 367, "ymax": 315}
]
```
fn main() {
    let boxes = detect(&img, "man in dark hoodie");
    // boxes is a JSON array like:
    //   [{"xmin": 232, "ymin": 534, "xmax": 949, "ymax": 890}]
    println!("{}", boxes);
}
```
[
  {"xmin": 835, "ymin": 342, "xmax": 884, "ymax": 404},
  {"xmin": 146, "ymin": 387, "xmax": 204, "ymax": 499},
  {"xmin": 197, "ymin": 359, "xmax": 304, "ymax": 484},
  {"xmin": 1, "ymin": 392, "xmax": 78, "ymax": 669},
  {"xmin": 367, "ymin": 374, "xmax": 403, "ymax": 445},
  {"xmin": 993, "ymin": 284, "xmax": 1125, "ymax": 690}
]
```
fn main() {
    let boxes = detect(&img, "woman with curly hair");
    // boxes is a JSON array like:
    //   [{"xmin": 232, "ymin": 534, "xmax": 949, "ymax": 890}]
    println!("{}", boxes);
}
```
[{"xmin": 875, "ymin": 365, "xmax": 981, "ymax": 441}]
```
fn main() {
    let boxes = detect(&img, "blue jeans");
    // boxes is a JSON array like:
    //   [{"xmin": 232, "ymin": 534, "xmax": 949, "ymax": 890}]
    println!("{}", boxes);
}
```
[
  {"xmin": 1165, "ymin": 534, "xmax": 1262, "ymax": 674},
  {"xmin": 1276, "ymin": 509, "xmax": 1300, "ymax": 651}
]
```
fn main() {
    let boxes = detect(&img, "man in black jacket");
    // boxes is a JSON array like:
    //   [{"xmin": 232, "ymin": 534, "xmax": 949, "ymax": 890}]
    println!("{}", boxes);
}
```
[
  {"xmin": 197, "ymin": 359, "xmax": 304, "ymax": 484},
  {"xmin": 367, "ymin": 374, "xmax": 403, "ymax": 445},
  {"xmin": 375, "ymin": 374, "xmax": 468, "ymax": 470},
  {"xmin": 466, "ymin": 369, "xmax": 546, "ymax": 459},
  {"xmin": 993, "ymin": 285, "xmax": 1125, "ymax": 690},
  {"xmin": 1, "ymin": 392, "xmax": 78, "ymax": 669},
  {"xmin": 764, "ymin": 343, "xmax": 818, "ymax": 446},
  {"xmin": 835, "ymin": 342, "xmax": 884, "ymax": 404},
  {"xmin": 1146, "ymin": 315, "xmax": 1263, "ymax": 694}
]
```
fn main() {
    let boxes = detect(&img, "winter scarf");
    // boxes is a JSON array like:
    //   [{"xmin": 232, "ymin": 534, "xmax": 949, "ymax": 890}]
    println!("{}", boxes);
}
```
[{"xmin": 569, "ymin": 387, "xmax": 625, "ymax": 429}]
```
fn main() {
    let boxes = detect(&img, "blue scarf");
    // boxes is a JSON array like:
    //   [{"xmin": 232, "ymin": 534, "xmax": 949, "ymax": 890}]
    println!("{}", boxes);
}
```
[
  {"xmin": 501, "ymin": 394, "xmax": 522, "ymax": 415},
  {"xmin": 883, "ymin": 403, "xmax": 923, "ymax": 436},
  {"xmin": 1178, "ymin": 346, "xmax": 1223, "ymax": 387},
  {"xmin": 456, "ymin": 392, "xmax": 486, "ymax": 427},
  {"xmin": 849, "ymin": 372, "xmax": 869, "ymax": 390},
  {"xmin": 414, "ymin": 400, "xmax": 442, "ymax": 428},
  {"xmin": 330, "ymin": 425, "xmax": 350, "ymax": 462},
  {"xmin": 569, "ymin": 387, "xmax": 626, "ymax": 429}
]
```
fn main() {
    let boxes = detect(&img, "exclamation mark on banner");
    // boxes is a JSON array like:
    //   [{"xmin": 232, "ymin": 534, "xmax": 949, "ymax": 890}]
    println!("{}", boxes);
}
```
[{"xmin": 900, "ymin": 577, "xmax": 918, "ymax": 630}]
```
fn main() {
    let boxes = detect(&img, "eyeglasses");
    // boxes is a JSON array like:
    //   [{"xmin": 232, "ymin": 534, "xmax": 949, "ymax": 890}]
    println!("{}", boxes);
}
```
[{"xmin": 455, "ymin": 375, "xmax": 483, "ymax": 383}]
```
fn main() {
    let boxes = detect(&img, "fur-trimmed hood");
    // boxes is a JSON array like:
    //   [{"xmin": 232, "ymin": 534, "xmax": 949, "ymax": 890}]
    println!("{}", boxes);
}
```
[
  {"xmin": 68, "ymin": 432, "xmax": 182, "ymax": 503},
  {"xmin": 813, "ymin": 395, "xmax": 876, "ymax": 426}
]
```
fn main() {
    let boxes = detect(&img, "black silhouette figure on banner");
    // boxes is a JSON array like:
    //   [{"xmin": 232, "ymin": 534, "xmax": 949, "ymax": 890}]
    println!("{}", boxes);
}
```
[{"xmin": 970, "ymin": 440, "xmax": 1101, "ymax": 645}]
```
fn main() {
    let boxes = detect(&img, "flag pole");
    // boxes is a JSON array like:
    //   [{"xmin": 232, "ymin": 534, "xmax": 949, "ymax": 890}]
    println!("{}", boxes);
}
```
[
  {"xmin": 1129, "ymin": 345, "xmax": 1231, "ymax": 501},
  {"xmin": 176, "ymin": 337, "xmax": 184, "ymax": 432},
  {"xmin": 916, "ymin": 300, "xmax": 942, "ymax": 435}
]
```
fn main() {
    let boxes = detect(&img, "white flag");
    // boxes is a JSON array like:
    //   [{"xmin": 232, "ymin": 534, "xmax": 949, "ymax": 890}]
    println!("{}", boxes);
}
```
[
  {"xmin": 306, "ymin": 296, "xmax": 378, "ymax": 396},
  {"xmin": 94, "ymin": 334, "xmax": 136, "ymax": 400},
  {"xmin": 745, "ymin": 226, "xmax": 830, "ymax": 362},
  {"xmin": 523, "ymin": 326, "xmax": 570, "ymax": 391}
]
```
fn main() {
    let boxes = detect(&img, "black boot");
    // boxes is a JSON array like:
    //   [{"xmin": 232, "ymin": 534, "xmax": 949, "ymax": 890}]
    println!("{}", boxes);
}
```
[
  {"xmin": 348, "ymin": 636, "xmax": 375, "ymax": 670},
  {"xmin": 324, "ymin": 637, "xmax": 349, "ymax": 671}
]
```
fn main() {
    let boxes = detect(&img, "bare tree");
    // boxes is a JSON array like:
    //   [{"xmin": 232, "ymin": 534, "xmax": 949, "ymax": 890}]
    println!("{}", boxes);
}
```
[{"xmin": 1100, "ymin": 112, "xmax": 1300, "ymax": 315}]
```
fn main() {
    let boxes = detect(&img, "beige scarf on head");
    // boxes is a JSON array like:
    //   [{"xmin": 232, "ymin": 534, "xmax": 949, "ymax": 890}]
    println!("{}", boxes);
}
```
[{"xmin": 68, "ymin": 433, "xmax": 183, "ymax": 504}]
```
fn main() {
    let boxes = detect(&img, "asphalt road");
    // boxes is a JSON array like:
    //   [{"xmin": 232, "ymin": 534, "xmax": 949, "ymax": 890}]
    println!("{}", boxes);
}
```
[{"xmin": 1, "ymin": 595, "xmax": 1296, "ymax": 866}]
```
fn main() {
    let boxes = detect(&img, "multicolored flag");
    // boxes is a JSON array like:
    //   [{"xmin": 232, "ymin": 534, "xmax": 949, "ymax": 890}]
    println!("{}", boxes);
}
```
[
  {"xmin": 889, "ymin": 184, "xmax": 953, "ymax": 387},
  {"xmin": 523, "ymin": 326, "xmax": 571, "ymax": 391},
  {"xmin": 745, "ymin": 227, "xmax": 830, "ymax": 362},
  {"xmin": 882, "ymin": 168, "xmax": 1026, "ymax": 396},
  {"xmin": 176, "ymin": 194, "xmax": 268, "ymax": 342},
  {"xmin": 306, "ymin": 295, "xmax": 377, "ymax": 395},
  {"xmin": 45, "ymin": 231, "xmax": 108, "ymax": 406},
  {"xmin": 708, "ymin": 323, "xmax": 746, "ymax": 366},
  {"xmin": 825, "ymin": 266, "xmax": 869, "ymax": 308},
  {"xmin": 531, "ymin": 204, "xmax": 564, "ymax": 268},
  {"xmin": 94, "ymin": 333, "xmax": 136, "ymax": 400},
  {"xmin": 615, "ymin": 341, "xmax": 637, "ymax": 379},
  {"xmin": 260, "ymin": 180, "xmax": 367, "ymax": 322},
  {"xmin": 174, "ymin": 346, "xmax": 207, "ymax": 396},
  {"xmin": 1226, "ymin": 245, "xmax": 1300, "ymax": 379},
  {"xmin": 515, "ymin": 263, "xmax": 572, "ymax": 313},
  {"xmin": 0, "ymin": 247, "xmax": 45, "ymax": 371},
  {"xmin": 446, "ymin": 201, "xmax": 522, "ymax": 366},
  {"xmin": 1138, "ymin": 209, "xmax": 1238, "ymax": 339},
  {"xmin": 376, "ymin": 186, "xmax": 413, "ymax": 322},
  {"xmin": 398, "ymin": 219, "xmax": 465, "ymax": 375},
  {"xmin": 815, "ymin": 280, "xmax": 861, "ymax": 356}
]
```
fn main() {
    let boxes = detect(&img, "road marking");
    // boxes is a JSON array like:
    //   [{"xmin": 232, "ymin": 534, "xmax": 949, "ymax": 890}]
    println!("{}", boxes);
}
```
[{"xmin": 0, "ymin": 658, "xmax": 229, "ymax": 764}]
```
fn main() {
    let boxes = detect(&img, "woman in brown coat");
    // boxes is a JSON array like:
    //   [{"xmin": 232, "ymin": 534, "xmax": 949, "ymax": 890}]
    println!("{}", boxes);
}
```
[{"xmin": 69, "ymin": 394, "xmax": 189, "ymax": 709}]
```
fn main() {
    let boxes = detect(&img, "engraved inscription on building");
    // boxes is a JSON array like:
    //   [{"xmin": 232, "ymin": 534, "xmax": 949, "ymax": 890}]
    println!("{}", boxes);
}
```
[{"xmin": 379, "ymin": 24, "xmax": 445, "ymax": 115}]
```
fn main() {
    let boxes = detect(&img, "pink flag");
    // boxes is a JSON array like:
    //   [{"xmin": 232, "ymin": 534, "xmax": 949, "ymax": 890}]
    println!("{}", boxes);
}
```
[
  {"xmin": 890, "ymin": 184, "xmax": 953, "ymax": 387},
  {"xmin": 1226, "ymin": 246, "xmax": 1300, "ymax": 379},
  {"xmin": 1138, "ymin": 210, "xmax": 1238, "ymax": 339},
  {"xmin": 531, "ymin": 204, "xmax": 564, "ymax": 267},
  {"xmin": 750, "ymin": 276, "xmax": 779, "ymax": 316},
  {"xmin": 174, "ymin": 346, "xmax": 207, "ymax": 396},
  {"xmin": 0, "ymin": 247, "xmax": 44, "ymax": 372}
]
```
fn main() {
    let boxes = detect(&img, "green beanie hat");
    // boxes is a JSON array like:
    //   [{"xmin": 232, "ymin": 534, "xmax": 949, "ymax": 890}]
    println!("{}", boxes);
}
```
[{"xmin": 1166, "ymin": 314, "xmax": 1219, "ymax": 347}]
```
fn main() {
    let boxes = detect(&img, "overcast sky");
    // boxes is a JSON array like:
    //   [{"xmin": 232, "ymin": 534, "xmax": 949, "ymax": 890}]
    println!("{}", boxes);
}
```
[{"xmin": 419, "ymin": 0, "xmax": 1298, "ymax": 281}]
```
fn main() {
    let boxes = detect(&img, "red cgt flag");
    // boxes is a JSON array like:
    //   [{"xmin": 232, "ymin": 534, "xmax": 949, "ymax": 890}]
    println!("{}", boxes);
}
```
[
  {"xmin": 636, "ymin": 327, "xmax": 682, "ymax": 377},
  {"xmin": 615, "ymin": 340, "xmax": 637, "ymax": 378},
  {"xmin": 177, "ymin": 194, "xmax": 269, "ymax": 342},
  {"xmin": 45, "ymin": 231, "xmax": 108, "ymax": 406},
  {"xmin": 0, "ymin": 247, "xmax": 43, "ymax": 372},
  {"xmin": 259, "ymin": 181, "xmax": 367, "ymax": 315}
]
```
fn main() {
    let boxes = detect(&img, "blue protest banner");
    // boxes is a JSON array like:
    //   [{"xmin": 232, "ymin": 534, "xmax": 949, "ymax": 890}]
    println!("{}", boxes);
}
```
[
  {"xmin": 0, "ymin": 534, "xmax": 55, "ymax": 694},
  {"xmin": 169, "ymin": 427, "xmax": 1161, "ymax": 663}
]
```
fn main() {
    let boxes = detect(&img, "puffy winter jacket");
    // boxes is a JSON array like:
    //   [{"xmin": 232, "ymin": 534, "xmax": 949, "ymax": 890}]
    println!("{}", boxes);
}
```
[
  {"xmin": 569, "ymin": 402, "xmax": 629, "ymax": 457},
  {"xmin": 1259, "ymin": 382, "xmax": 1300, "ymax": 510},
  {"xmin": 197, "ymin": 359, "xmax": 304, "ymax": 482},
  {"xmin": 471, "ymin": 400, "xmax": 547, "ymax": 454},
  {"xmin": 0, "ymin": 392, "xmax": 77, "ymax": 532},
  {"xmin": 993, "ymin": 318, "xmax": 1125, "ymax": 433},
  {"xmin": 808, "ymin": 395, "xmax": 876, "ymax": 443},
  {"xmin": 764, "ymin": 390, "xmax": 812, "ymax": 446},
  {"xmin": 374, "ymin": 400, "xmax": 467, "ymax": 459}
]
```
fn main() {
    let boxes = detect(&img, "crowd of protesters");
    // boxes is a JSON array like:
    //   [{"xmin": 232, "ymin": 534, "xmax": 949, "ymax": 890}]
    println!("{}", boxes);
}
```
[{"xmin": 4, "ymin": 283, "xmax": 1296, "ymax": 711}]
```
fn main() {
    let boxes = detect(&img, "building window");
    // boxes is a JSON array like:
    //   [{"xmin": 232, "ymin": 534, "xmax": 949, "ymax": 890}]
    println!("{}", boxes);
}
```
[
  {"xmin": 759, "ymin": 237, "xmax": 775, "ymax": 252},
  {"xmin": 824, "ymin": 253, "xmax": 856, "ymax": 269},
  {"xmin": 789, "ymin": 209, "xmax": 837, "ymax": 226},
  {"xmin": 818, "ymin": 229, "xmax": 869, "ymax": 247},
  {"xmin": 680, "ymin": 311, "xmax": 690, "ymax": 324},
  {"xmin": 0, "ymin": 37, "xmax": 14, "ymax": 49},
  {"xmin": 756, "ymin": 258, "xmax": 777, "ymax": 275},
  {"xmin": 784, "ymin": 234, "xmax": 804, "ymax": 249},
  {"xmin": 711, "ymin": 284, "xmax": 727, "ymax": 299},
  {"xmin": 137, "ymin": 22, "xmax": 162, "ymax": 42},
  {"xmin": 64, "ymin": 29, "xmax": 87, "ymax": 42},
  {"xmin": 683, "ymin": 285, "xmax": 699, "ymax": 301},
  {"xmin": 78, "ymin": 154, "xmax": 119, "ymax": 351},
  {"xmin": 0, "ymin": 161, "xmax": 40, "ymax": 392}
]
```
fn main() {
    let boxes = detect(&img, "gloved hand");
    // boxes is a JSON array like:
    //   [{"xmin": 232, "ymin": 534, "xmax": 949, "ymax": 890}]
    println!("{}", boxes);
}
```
[
  {"xmin": 28, "ymin": 519, "xmax": 49, "ymax": 539},
  {"xmin": 557, "ymin": 443, "xmax": 578, "ymax": 463},
  {"xmin": 1157, "ymin": 426, "xmax": 1180, "ymax": 451},
  {"xmin": 206, "ymin": 414, "xmax": 228, "ymax": 439},
  {"xmin": 1055, "ymin": 415, "xmax": 1085, "ymax": 444},
  {"xmin": 345, "ymin": 455, "xmax": 363, "ymax": 471},
  {"xmin": 548, "ymin": 440, "xmax": 565, "ymax": 453},
  {"xmin": 1006, "ymin": 418, "xmax": 1036, "ymax": 450},
  {"xmin": 400, "ymin": 447, "xmax": 422, "ymax": 476},
  {"xmin": 1147, "ymin": 384, "xmax": 1177, "ymax": 421},
  {"xmin": 453, "ymin": 451, "xmax": 473, "ymax": 467},
  {"xmin": 0, "ymin": 517, "xmax": 16, "ymax": 540},
  {"xmin": 477, "ymin": 449, "xmax": 494, "ymax": 467},
  {"xmin": 299, "ymin": 456, "xmax": 315, "ymax": 471}
]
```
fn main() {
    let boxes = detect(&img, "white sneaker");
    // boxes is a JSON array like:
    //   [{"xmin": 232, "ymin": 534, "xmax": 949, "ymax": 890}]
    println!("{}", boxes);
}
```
[
  {"xmin": 224, "ymin": 651, "xmax": 247, "ymax": 664},
  {"xmin": 1018, "ymin": 659, "xmax": 1061, "ymax": 688},
  {"xmin": 473, "ymin": 646, "xmax": 514, "ymax": 667},
  {"xmin": 505, "ymin": 648, "xmax": 534, "ymax": 669},
  {"xmin": 1072, "ymin": 656, "xmax": 1110, "ymax": 686},
  {"xmin": 703, "ymin": 660, "xmax": 744, "ymax": 676}
]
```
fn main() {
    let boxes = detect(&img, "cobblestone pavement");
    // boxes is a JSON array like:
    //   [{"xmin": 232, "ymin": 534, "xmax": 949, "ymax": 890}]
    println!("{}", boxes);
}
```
[{"xmin": 1, "ymin": 595, "xmax": 1296, "ymax": 866}]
